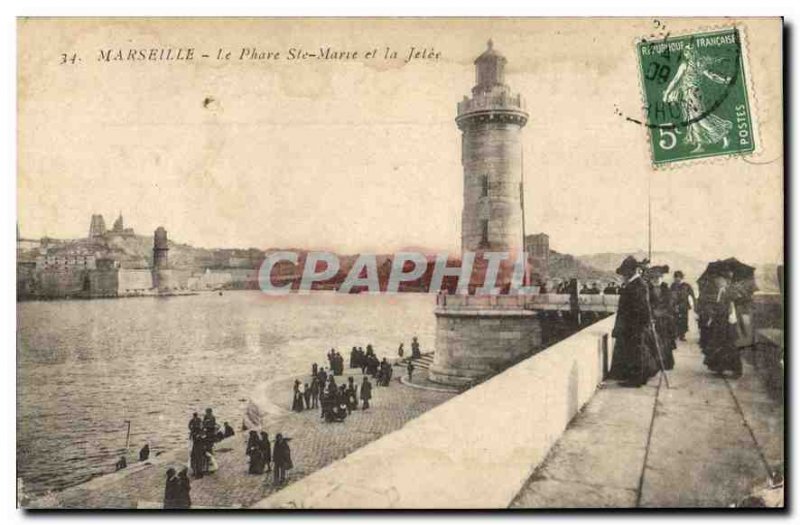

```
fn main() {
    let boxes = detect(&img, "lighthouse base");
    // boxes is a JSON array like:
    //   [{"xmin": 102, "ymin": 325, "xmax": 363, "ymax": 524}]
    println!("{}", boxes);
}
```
[{"xmin": 428, "ymin": 299, "xmax": 542, "ymax": 387}]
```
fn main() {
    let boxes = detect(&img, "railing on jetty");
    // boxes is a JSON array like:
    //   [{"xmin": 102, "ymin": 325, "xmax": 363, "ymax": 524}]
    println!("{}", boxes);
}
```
[{"xmin": 435, "ymin": 293, "xmax": 619, "ymax": 313}]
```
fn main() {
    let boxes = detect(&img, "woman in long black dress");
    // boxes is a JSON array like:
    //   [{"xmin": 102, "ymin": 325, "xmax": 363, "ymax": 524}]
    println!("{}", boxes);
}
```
[
  {"xmin": 246, "ymin": 430, "xmax": 265, "ymax": 474},
  {"xmin": 704, "ymin": 273, "xmax": 743, "ymax": 377},
  {"xmin": 163, "ymin": 467, "xmax": 179, "ymax": 509},
  {"xmin": 291, "ymin": 380, "xmax": 304, "ymax": 412},
  {"xmin": 175, "ymin": 467, "xmax": 192, "ymax": 509}
]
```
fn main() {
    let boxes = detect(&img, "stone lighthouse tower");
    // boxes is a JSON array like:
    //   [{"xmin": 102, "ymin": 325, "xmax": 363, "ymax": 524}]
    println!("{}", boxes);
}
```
[
  {"xmin": 428, "ymin": 41, "xmax": 541, "ymax": 387},
  {"xmin": 152, "ymin": 226, "xmax": 170, "ymax": 291},
  {"xmin": 457, "ymin": 39, "xmax": 528, "ymax": 264}
]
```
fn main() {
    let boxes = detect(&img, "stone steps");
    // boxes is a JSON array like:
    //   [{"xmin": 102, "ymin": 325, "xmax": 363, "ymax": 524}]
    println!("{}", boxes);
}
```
[{"xmin": 398, "ymin": 353, "xmax": 435, "ymax": 370}]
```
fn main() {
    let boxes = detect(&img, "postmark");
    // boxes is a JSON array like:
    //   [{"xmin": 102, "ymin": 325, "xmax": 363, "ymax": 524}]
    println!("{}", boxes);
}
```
[{"xmin": 636, "ymin": 28, "xmax": 755, "ymax": 165}]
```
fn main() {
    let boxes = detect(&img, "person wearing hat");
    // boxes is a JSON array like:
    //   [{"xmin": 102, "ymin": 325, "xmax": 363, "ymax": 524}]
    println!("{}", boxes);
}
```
[
  {"xmin": 670, "ymin": 270, "xmax": 696, "ymax": 341},
  {"xmin": 608, "ymin": 256, "xmax": 660, "ymax": 387},
  {"xmin": 703, "ymin": 271, "xmax": 742, "ymax": 378},
  {"xmin": 647, "ymin": 265, "xmax": 676, "ymax": 370},
  {"xmin": 163, "ymin": 467, "xmax": 179, "ymax": 509},
  {"xmin": 272, "ymin": 433, "xmax": 293, "ymax": 485}
]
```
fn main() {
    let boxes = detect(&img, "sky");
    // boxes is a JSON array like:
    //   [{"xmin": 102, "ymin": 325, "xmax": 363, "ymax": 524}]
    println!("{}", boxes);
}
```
[{"xmin": 17, "ymin": 18, "xmax": 784, "ymax": 264}]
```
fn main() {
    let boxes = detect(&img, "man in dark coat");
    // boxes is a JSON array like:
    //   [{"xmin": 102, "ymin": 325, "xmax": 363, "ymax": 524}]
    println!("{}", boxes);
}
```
[
  {"xmin": 608, "ymin": 256, "xmax": 661, "ymax": 387},
  {"xmin": 411, "ymin": 337, "xmax": 421, "ymax": 359},
  {"xmin": 346, "ymin": 376, "xmax": 358, "ymax": 412},
  {"xmin": 272, "ymin": 434, "xmax": 293, "ymax": 485},
  {"xmin": 360, "ymin": 376, "xmax": 373, "ymax": 409},
  {"xmin": 670, "ymin": 270, "xmax": 696, "ymax": 341},
  {"xmin": 188, "ymin": 412, "xmax": 202, "ymax": 441}
]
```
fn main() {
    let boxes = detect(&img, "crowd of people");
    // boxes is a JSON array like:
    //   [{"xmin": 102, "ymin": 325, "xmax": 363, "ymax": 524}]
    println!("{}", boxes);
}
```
[
  {"xmin": 293, "ymin": 352, "xmax": 382, "ymax": 422},
  {"xmin": 289, "ymin": 338, "xmax": 423, "ymax": 423},
  {"xmin": 164, "ymin": 406, "xmax": 296, "ymax": 507},
  {"xmin": 544, "ymin": 279, "xmax": 621, "ymax": 295},
  {"xmin": 187, "ymin": 408, "xmax": 235, "ymax": 481},
  {"xmin": 162, "ymin": 408, "xmax": 236, "ymax": 508},
  {"xmin": 164, "ymin": 337, "xmax": 424, "ymax": 507},
  {"xmin": 163, "ymin": 467, "xmax": 192, "ymax": 509},
  {"xmin": 245, "ymin": 430, "xmax": 293, "ymax": 484},
  {"xmin": 607, "ymin": 255, "xmax": 751, "ymax": 387},
  {"xmin": 348, "ymin": 345, "xmax": 381, "ymax": 375}
]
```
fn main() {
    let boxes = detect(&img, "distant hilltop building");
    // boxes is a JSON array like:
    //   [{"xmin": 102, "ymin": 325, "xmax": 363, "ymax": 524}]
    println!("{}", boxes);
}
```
[
  {"xmin": 111, "ymin": 213, "xmax": 135, "ymax": 236},
  {"xmin": 88, "ymin": 212, "xmax": 135, "ymax": 239},
  {"xmin": 525, "ymin": 233, "xmax": 550, "ymax": 282},
  {"xmin": 88, "ymin": 214, "xmax": 107, "ymax": 238}
]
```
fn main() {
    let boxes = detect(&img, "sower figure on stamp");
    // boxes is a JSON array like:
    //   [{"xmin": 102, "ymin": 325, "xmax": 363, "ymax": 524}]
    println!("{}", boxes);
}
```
[
  {"xmin": 662, "ymin": 43, "xmax": 733, "ymax": 153},
  {"xmin": 670, "ymin": 270, "xmax": 696, "ymax": 341},
  {"xmin": 608, "ymin": 256, "xmax": 660, "ymax": 388}
]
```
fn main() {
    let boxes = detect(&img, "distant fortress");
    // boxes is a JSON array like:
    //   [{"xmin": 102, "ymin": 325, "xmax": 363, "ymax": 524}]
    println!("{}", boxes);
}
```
[{"xmin": 16, "ymin": 213, "xmax": 262, "ymax": 300}]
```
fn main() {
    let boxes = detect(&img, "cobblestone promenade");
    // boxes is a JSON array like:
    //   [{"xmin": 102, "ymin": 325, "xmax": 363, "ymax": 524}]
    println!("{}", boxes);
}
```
[{"xmin": 35, "ymin": 365, "xmax": 455, "ymax": 509}]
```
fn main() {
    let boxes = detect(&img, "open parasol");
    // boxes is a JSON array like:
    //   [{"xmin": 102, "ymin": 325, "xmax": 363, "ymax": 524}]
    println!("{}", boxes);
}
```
[{"xmin": 698, "ymin": 257, "xmax": 755, "ymax": 284}]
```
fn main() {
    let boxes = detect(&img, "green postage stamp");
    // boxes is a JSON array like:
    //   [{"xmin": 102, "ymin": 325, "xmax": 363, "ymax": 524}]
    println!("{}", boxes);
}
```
[{"xmin": 637, "ymin": 28, "xmax": 755, "ymax": 165}]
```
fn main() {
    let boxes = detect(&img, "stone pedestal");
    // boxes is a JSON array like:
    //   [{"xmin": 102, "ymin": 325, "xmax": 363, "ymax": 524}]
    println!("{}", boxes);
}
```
[{"xmin": 428, "ymin": 297, "xmax": 542, "ymax": 386}]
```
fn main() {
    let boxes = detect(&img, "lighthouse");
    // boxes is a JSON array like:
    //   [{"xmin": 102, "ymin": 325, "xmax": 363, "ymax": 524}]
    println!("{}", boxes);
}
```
[
  {"xmin": 457, "ymin": 39, "xmax": 528, "ymax": 263},
  {"xmin": 429, "ymin": 41, "xmax": 541, "ymax": 386}
]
